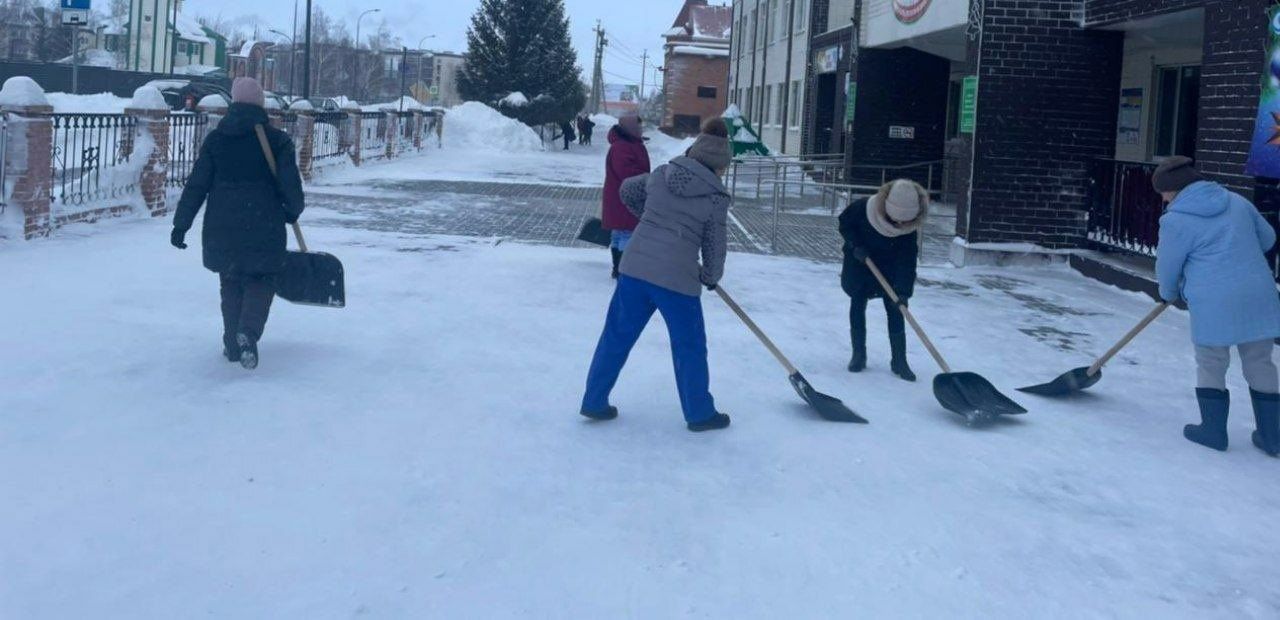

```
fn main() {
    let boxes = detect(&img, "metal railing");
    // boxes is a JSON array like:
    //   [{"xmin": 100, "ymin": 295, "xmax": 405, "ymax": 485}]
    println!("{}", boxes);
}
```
[
  {"xmin": 0, "ymin": 113, "xmax": 7, "ymax": 217},
  {"xmin": 50, "ymin": 113, "xmax": 139, "ymax": 207},
  {"xmin": 728, "ymin": 155, "xmax": 848, "ymax": 202},
  {"xmin": 1088, "ymin": 158, "xmax": 1162, "ymax": 256},
  {"xmin": 167, "ymin": 112, "xmax": 207, "ymax": 188},
  {"xmin": 359, "ymin": 111, "xmax": 387, "ymax": 159},
  {"xmin": 313, "ymin": 111, "xmax": 350, "ymax": 161},
  {"xmin": 395, "ymin": 111, "xmax": 417, "ymax": 151},
  {"xmin": 849, "ymin": 159, "xmax": 945, "ymax": 195},
  {"xmin": 280, "ymin": 112, "xmax": 299, "ymax": 139}
]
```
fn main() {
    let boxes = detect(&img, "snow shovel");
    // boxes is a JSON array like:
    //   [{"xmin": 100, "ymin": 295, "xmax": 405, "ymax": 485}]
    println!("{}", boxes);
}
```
[
  {"xmin": 576, "ymin": 217, "xmax": 612, "ymax": 247},
  {"xmin": 255, "ymin": 125, "xmax": 346, "ymax": 309},
  {"xmin": 715, "ymin": 287, "xmax": 868, "ymax": 423},
  {"xmin": 1018, "ymin": 303, "xmax": 1169, "ymax": 397},
  {"xmin": 863, "ymin": 258, "xmax": 1027, "ymax": 424}
]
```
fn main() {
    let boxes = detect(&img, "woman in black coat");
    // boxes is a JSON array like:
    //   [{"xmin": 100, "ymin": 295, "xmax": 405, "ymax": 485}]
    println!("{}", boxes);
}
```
[
  {"xmin": 839, "ymin": 179, "xmax": 929, "ymax": 381},
  {"xmin": 170, "ymin": 78, "xmax": 305, "ymax": 369}
]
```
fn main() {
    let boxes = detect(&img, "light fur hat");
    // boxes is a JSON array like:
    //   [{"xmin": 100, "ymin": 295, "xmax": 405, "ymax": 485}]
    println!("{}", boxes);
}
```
[
  {"xmin": 884, "ymin": 179, "xmax": 924, "ymax": 223},
  {"xmin": 231, "ymin": 77, "xmax": 265, "ymax": 108}
]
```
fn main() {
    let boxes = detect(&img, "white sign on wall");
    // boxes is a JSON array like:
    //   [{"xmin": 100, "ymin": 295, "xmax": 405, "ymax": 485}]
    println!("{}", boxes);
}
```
[{"xmin": 862, "ymin": 0, "xmax": 970, "ymax": 48}]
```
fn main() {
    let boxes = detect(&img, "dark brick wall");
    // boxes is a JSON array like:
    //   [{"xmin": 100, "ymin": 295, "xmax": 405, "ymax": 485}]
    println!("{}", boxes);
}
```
[
  {"xmin": 847, "ymin": 47, "xmax": 951, "ymax": 185},
  {"xmin": 964, "ymin": 1, "xmax": 1125, "ymax": 248},
  {"xmin": 1084, "ymin": 0, "xmax": 1204, "ymax": 26},
  {"xmin": 1198, "ymin": 1, "xmax": 1273, "ymax": 209}
]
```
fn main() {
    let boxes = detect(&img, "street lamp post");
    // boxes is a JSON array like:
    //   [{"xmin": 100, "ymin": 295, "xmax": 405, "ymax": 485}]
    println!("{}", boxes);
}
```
[
  {"xmin": 303, "ymin": 0, "xmax": 313, "ymax": 100},
  {"xmin": 270, "ymin": 30, "xmax": 297, "ymax": 99},
  {"xmin": 353, "ymin": 8, "xmax": 381, "ymax": 101},
  {"xmin": 416, "ymin": 34, "xmax": 436, "ymax": 105}
]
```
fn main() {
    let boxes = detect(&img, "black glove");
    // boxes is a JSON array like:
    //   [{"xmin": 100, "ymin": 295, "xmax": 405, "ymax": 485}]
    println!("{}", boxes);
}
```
[
  {"xmin": 851, "ymin": 247, "xmax": 869, "ymax": 262},
  {"xmin": 170, "ymin": 228, "xmax": 188, "ymax": 250},
  {"xmin": 285, "ymin": 212, "xmax": 299, "ymax": 225},
  {"xmin": 705, "ymin": 283, "xmax": 718, "ymax": 292}
]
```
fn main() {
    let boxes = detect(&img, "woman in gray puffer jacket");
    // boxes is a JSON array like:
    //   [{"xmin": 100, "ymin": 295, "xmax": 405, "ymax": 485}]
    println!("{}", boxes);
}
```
[{"xmin": 580, "ymin": 118, "xmax": 734, "ymax": 432}]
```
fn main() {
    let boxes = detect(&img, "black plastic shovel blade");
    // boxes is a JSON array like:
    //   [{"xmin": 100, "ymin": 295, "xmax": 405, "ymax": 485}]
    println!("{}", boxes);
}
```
[
  {"xmin": 1017, "ymin": 367, "xmax": 1102, "ymax": 397},
  {"xmin": 575, "ymin": 217, "xmax": 612, "ymax": 247},
  {"xmin": 789, "ymin": 372, "xmax": 869, "ymax": 423},
  {"xmin": 933, "ymin": 372, "xmax": 1027, "ymax": 424}
]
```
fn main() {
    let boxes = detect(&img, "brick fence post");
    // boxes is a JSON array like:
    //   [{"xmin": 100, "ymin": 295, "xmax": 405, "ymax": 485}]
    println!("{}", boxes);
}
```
[
  {"xmin": 126, "ymin": 86, "xmax": 171, "ymax": 218},
  {"xmin": 412, "ymin": 110, "xmax": 424, "ymax": 151},
  {"xmin": 0, "ymin": 77, "xmax": 54, "ymax": 239},
  {"xmin": 384, "ymin": 111, "xmax": 398, "ymax": 159},
  {"xmin": 291, "ymin": 100, "xmax": 316, "ymax": 181},
  {"xmin": 345, "ymin": 103, "xmax": 363, "ymax": 167}
]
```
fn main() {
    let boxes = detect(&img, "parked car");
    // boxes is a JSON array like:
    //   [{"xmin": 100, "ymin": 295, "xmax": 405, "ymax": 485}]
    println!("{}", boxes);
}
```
[
  {"xmin": 307, "ymin": 97, "xmax": 344, "ymax": 112},
  {"xmin": 143, "ymin": 79, "xmax": 230, "ymax": 111},
  {"xmin": 263, "ymin": 91, "xmax": 289, "ymax": 111}
]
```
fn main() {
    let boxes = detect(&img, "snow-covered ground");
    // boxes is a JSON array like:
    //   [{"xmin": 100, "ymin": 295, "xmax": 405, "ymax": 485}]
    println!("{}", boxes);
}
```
[{"xmin": 2, "ymin": 124, "xmax": 1279, "ymax": 618}]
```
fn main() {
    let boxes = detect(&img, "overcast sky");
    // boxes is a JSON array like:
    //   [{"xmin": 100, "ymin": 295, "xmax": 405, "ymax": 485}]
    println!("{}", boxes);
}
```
[{"xmin": 182, "ymin": 0, "xmax": 698, "ymax": 94}]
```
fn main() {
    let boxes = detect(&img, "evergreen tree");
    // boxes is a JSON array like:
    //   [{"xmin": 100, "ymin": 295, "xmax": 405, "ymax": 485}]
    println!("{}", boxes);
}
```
[{"xmin": 458, "ymin": 0, "xmax": 586, "ymax": 126}]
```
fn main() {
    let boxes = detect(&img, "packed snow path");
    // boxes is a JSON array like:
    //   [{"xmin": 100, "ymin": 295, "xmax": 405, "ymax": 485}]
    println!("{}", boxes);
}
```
[{"xmin": 3, "ymin": 143, "xmax": 1279, "ymax": 618}]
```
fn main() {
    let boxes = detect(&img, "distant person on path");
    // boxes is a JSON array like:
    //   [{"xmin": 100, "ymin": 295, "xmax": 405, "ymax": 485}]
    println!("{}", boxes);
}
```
[
  {"xmin": 1154, "ymin": 157, "xmax": 1280, "ymax": 455},
  {"xmin": 560, "ymin": 120, "xmax": 576, "ymax": 150},
  {"xmin": 580, "ymin": 118, "xmax": 733, "ymax": 432},
  {"xmin": 581, "ymin": 115, "xmax": 596, "ymax": 146},
  {"xmin": 170, "ymin": 77, "xmax": 305, "ymax": 370},
  {"xmin": 838, "ymin": 179, "xmax": 930, "ymax": 382},
  {"xmin": 601, "ymin": 114, "xmax": 651, "ymax": 278}
]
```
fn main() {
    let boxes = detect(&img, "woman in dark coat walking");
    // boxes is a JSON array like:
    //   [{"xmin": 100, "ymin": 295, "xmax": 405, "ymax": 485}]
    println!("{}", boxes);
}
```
[
  {"xmin": 838, "ymin": 179, "xmax": 930, "ymax": 381},
  {"xmin": 170, "ymin": 77, "xmax": 305, "ymax": 369}
]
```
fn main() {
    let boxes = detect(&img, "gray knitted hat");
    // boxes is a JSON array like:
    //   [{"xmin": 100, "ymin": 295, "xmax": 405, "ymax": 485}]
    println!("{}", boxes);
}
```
[
  {"xmin": 687, "ymin": 134, "xmax": 732, "ymax": 172},
  {"xmin": 1152, "ymin": 156, "xmax": 1200, "ymax": 193}
]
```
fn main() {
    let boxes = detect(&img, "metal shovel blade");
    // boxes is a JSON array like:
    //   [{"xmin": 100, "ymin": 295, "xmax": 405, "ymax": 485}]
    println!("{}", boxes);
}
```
[
  {"xmin": 1017, "ymin": 367, "xmax": 1102, "ymax": 397},
  {"xmin": 789, "ymin": 372, "xmax": 869, "ymax": 424},
  {"xmin": 933, "ymin": 372, "xmax": 1028, "ymax": 424}
]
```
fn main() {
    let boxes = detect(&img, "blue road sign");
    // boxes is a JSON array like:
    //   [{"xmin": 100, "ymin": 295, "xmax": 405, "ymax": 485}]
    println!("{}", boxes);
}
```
[{"xmin": 61, "ymin": 0, "xmax": 91, "ymax": 9}]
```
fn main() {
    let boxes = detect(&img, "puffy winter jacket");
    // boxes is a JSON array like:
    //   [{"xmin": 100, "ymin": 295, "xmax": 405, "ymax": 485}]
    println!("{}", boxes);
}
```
[
  {"xmin": 618, "ymin": 157, "xmax": 730, "ymax": 297},
  {"xmin": 1156, "ymin": 180, "xmax": 1280, "ymax": 346},
  {"xmin": 602, "ymin": 126, "xmax": 651, "ymax": 231},
  {"xmin": 173, "ymin": 103, "xmax": 305, "ymax": 275},
  {"xmin": 838, "ymin": 197, "xmax": 920, "ymax": 300}
]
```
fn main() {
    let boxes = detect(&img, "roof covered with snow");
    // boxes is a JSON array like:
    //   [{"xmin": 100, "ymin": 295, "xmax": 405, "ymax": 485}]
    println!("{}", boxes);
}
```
[
  {"xmin": 666, "ymin": 1, "xmax": 732, "ymax": 44},
  {"xmin": 174, "ymin": 16, "xmax": 211, "ymax": 44},
  {"xmin": 672, "ymin": 45, "xmax": 729, "ymax": 58}
]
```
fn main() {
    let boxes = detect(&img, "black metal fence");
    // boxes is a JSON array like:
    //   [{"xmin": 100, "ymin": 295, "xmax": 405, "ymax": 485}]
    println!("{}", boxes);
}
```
[
  {"xmin": 312, "ymin": 111, "xmax": 349, "ymax": 162},
  {"xmin": 360, "ymin": 111, "xmax": 387, "ymax": 159},
  {"xmin": 50, "ymin": 113, "xmax": 139, "ymax": 207},
  {"xmin": 168, "ymin": 113, "xmax": 208, "ymax": 188},
  {"xmin": 395, "ymin": 111, "xmax": 416, "ymax": 151},
  {"xmin": 1088, "ymin": 159, "xmax": 1163, "ymax": 256}
]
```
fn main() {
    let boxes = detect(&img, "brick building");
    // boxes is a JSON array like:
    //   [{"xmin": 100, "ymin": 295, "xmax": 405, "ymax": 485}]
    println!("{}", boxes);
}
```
[
  {"xmin": 795, "ymin": 0, "xmax": 1279, "ymax": 279},
  {"xmin": 661, "ymin": 1, "xmax": 733, "ymax": 136}
]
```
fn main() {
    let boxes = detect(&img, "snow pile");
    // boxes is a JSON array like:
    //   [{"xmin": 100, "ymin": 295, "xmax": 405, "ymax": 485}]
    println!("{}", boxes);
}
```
[
  {"xmin": 129, "ymin": 86, "xmax": 168, "ymax": 111},
  {"xmin": 672, "ymin": 45, "xmax": 729, "ymax": 58},
  {"xmin": 264, "ymin": 98, "xmax": 282, "ymax": 111},
  {"xmin": 444, "ymin": 102, "xmax": 543, "ymax": 152},
  {"xmin": 0, "ymin": 76, "xmax": 48, "ymax": 107},
  {"xmin": 733, "ymin": 127, "xmax": 759, "ymax": 143},
  {"xmin": 589, "ymin": 113, "xmax": 618, "ymax": 132},
  {"xmin": 197, "ymin": 94, "xmax": 227, "ymax": 110},
  {"xmin": 363, "ymin": 97, "xmax": 426, "ymax": 112},
  {"xmin": 499, "ymin": 92, "xmax": 529, "ymax": 107},
  {"xmin": 45, "ymin": 92, "xmax": 131, "ymax": 113},
  {"xmin": 173, "ymin": 64, "xmax": 222, "ymax": 76},
  {"xmin": 56, "ymin": 49, "xmax": 117, "ymax": 68},
  {"xmin": 723, "ymin": 103, "xmax": 743, "ymax": 119},
  {"xmin": 289, "ymin": 99, "xmax": 314, "ymax": 112}
]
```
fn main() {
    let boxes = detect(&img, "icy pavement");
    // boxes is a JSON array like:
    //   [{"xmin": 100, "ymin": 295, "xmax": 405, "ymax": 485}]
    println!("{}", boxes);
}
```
[{"xmin": 3, "ymin": 147, "xmax": 1279, "ymax": 618}]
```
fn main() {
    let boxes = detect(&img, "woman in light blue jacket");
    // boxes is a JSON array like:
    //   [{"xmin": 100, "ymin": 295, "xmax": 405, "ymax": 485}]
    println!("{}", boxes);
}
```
[{"xmin": 1154, "ymin": 157, "xmax": 1280, "ymax": 456}]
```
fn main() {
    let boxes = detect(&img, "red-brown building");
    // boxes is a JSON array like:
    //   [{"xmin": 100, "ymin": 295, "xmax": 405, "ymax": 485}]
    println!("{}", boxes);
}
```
[{"xmin": 661, "ymin": 1, "xmax": 732, "ymax": 136}]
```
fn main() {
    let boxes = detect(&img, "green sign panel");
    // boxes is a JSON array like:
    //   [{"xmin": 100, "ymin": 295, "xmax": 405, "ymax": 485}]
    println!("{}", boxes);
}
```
[
  {"xmin": 960, "ymin": 76, "xmax": 978, "ymax": 134},
  {"xmin": 846, "ymin": 81, "xmax": 857, "ymax": 124}
]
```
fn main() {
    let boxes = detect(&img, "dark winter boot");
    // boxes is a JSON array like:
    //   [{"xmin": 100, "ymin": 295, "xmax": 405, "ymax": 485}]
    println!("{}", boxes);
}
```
[
  {"xmin": 223, "ymin": 334, "xmax": 241, "ymax": 363},
  {"xmin": 580, "ymin": 406, "xmax": 619, "ymax": 421},
  {"xmin": 848, "ymin": 314, "xmax": 867, "ymax": 373},
  {"xmin": 236, "ymin": 333, "xmax": 259, "ymax": 370},
  {"xmin": 687, "ymin": 413, "xmax": 731, "ymax": 432},
  {"xmin": 1185, "ymin": 388, "xmax": 1230, "ymax": 451},
  {"xmin": 889, "ymin": 332, "xmax": 917, "ymax": 382},
  {"xmin": 1250, "ymin": 389, "xmax": 1279, "ymax": 457},
  {"xmin": 610, "ymin": 248, "xmax": 622, "ymax": 279}
]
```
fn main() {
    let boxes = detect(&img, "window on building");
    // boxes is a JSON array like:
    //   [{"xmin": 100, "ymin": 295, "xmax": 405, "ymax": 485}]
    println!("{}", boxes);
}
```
[
  {"xmin": 674, "ymin": 114, "xmax": 702, "ymax": 135},
  {"xmin": 748, "ymin": 9, "xmax": 756, "ymax": 49},
  {"xmin": 757, "ymin": 7, "xmax": 767, "ymax": 48},
  {"xmin": 698, "ymin": 86, "xmax": 718, "ymax": 99},
  {"xmin": 789, "ymin": 81, "xmax": 801, "ymax": 126},
  {"xmin": 746, "ymin": 86, "xmax": 753, "ymax": 117},
  {"xmin": 767, "ymin": 0, "xmax": 778, "ymax": 41},
  {"xmin": 773, "ymin": 85, "xmax": 783, "ymax": 125},
  {"xmin": 946, "ymin": 79, "xmax": 962, "ymax": 139},
  {"xmin": 795, "ymin": 0, "xmax": 808, "ymax": 33},
  {"xmin": 1154, "ymin": 65, "xmax": 1201, "ymax": 159},
  {"xmin": 764, "ymin": 85, "xmax": 773, "ymax": 125}
]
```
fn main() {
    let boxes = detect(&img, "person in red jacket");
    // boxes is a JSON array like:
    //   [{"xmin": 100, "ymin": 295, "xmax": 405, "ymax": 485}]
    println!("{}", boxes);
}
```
[{"xmin": 601, "ymin": 115, "xmax": 651, "ymax": 278}]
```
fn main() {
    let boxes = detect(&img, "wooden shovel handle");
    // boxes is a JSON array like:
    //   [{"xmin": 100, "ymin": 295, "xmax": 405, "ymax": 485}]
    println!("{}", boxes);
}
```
[
  {"xmin": 715, "ymin": 287, "xmax": 800, "ymax": 375},
  {"xmin": 863, "ymin": 258, "xmax": 952, "ymax": 374},
  {"xmin": 1087, "ymin": 303, "xmax": 1169, "ymax": 376},
  {"xmin": 291, "ymin": 221, "xmax": 309, "ymax": 253}
]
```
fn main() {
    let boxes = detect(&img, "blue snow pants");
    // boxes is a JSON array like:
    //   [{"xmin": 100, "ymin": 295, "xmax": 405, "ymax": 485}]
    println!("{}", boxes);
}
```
[{"xmin": 582, "ymin": 275, "xmax": 717, "ymax": 423}]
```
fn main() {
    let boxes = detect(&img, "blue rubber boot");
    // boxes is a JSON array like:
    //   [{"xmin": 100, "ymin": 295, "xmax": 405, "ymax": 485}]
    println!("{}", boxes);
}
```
[{"xmin": 1185, "ymin": 388, "xmax": 1229, "ymax": 451}]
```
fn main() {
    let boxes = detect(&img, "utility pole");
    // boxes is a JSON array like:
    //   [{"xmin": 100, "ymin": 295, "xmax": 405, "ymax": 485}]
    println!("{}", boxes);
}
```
[
  {"xmin": 639, "ymin": 49, "xmax": 648, "ymax": 101},
  {"xmin": 303, "ymin": 0, "xmax": 313, "ymax": 100},
  {"xmin": 590, "ymin": 21, "xmax": 607, "ymax": 114},
  {"xmin": 400, "ymin": 46, "xmax": 408, "ymax": 111}
]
